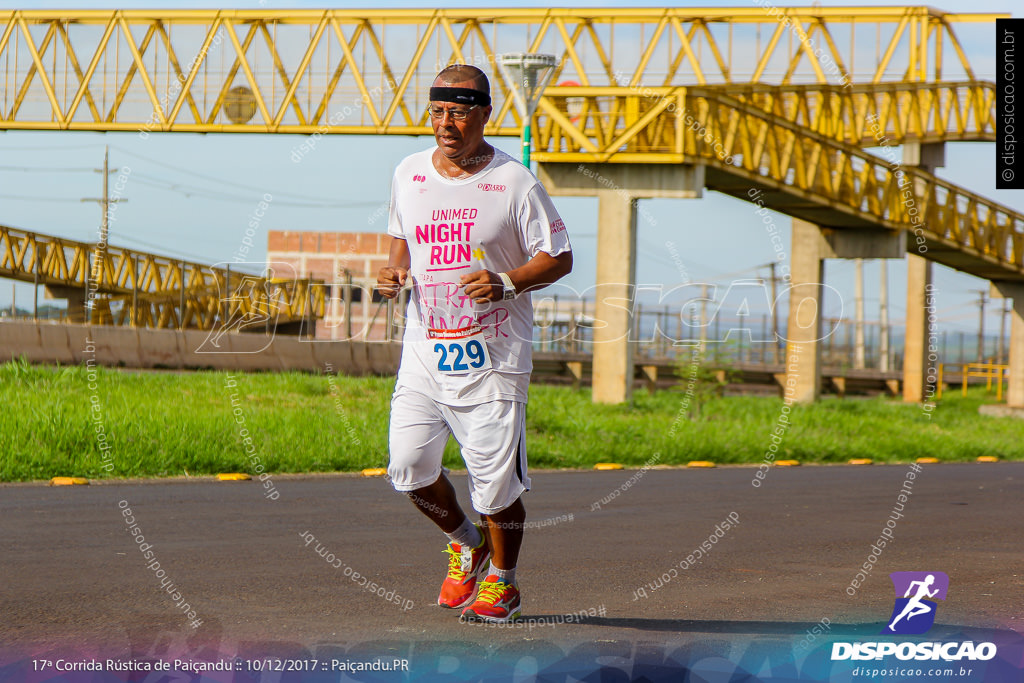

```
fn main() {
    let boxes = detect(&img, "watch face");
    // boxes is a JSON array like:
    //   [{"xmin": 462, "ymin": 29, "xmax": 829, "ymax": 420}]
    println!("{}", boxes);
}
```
[{"xmin": 503, "ymin": 288, "xmax": 516, "ymax": 300}]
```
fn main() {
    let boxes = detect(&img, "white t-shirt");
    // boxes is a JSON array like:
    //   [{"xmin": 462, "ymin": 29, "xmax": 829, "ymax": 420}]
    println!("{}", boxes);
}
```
[{"xmin": 387, "ymin": 146, "xmax": 571, "ymax": 405}]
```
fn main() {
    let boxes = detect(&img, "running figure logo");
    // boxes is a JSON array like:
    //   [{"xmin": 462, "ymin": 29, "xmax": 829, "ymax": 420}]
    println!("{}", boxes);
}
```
[{"xmin": 881, "ymin": 571, "xmax": 949, "ymax": 635}]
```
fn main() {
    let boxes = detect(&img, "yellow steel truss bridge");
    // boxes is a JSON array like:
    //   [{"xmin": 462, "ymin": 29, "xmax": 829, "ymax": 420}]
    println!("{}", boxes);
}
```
[
  {"xmin": 0, "ymin": 223, "xmax": 324, "ymax": 330},
  {"xmin": 0, "ymin": 6, "xmax": 1013, "ymax": 336}
]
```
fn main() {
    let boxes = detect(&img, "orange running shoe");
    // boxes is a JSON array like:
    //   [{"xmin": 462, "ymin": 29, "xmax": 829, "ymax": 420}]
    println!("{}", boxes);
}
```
[
  {"xmin": 437, "ymin": 528, "xmax": 490, "ymax": 609},
  {"xmin": 460, "ymin": 576, "xmax": 522, "ymax": 623}
]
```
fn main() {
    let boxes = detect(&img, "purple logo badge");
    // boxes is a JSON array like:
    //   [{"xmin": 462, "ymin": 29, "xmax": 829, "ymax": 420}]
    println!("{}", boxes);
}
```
[{"xmin": 881, "ymin": 571, "xmax": 949, "ymax": 635}]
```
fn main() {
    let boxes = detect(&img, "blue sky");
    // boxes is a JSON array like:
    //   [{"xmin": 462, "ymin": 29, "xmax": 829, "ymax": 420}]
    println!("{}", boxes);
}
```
[{"xmin": 0, "ymin": 1, "xmax": 1020, "ymax": 345}]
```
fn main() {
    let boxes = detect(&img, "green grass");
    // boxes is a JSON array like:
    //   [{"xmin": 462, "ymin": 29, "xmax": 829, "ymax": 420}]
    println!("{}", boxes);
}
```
[
  {"xmin": 525, "ymin": 384, "xmax": 1021, "ymax": 466},
  {"xmin": 1, "ymin": 358, "xmax": 1020, "ymax": 482}
]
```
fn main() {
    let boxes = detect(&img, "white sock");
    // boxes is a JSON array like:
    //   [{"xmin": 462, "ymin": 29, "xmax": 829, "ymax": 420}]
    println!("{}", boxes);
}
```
[
  {"xmin": 445, "ymin": 518, "xmax": 481, "ymax": 549},
  {"xmin": 488, "ymin": 562, "xmax": 516, "ymax": 584}
]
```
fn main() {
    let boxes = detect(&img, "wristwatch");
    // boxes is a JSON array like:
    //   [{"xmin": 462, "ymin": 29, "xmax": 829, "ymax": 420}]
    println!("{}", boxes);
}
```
[{"xmin": 497, "ymin": 272, "xmax": 517, "ymax": 300}]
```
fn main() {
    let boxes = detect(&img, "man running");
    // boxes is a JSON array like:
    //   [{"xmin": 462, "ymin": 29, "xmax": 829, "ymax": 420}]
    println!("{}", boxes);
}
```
[
  {"xmin": 376, "ymin": 64, "xmax": 572, "ymax": 623},
  {"xmin": 888, "ymin": 574, "xmax": 939, "ymax": 631}
]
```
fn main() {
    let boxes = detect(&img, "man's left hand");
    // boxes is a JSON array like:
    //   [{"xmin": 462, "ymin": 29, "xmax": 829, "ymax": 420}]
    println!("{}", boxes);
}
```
[{"xmin": 460, "ymin": 270, "xmax": 502, "ymax": 303}]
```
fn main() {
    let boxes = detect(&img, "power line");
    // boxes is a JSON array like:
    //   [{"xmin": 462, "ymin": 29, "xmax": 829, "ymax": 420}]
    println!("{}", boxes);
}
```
[
  {"xmin": 0, "ymin": 146, "xmax": 379, "ymax": 206},
  {"xmin": 0, "ymin": 144, "xmax": 101, "ymax": 151},
  {"xmin": 0, "ymin": 193, "xmax": 89, "ymax": 203},
  {"xmin": 128, "ymin": 170, "xmax": 381, "ymax": 208},
  {"xmin": 128, "ymin": 173, "xmax": 295, "ymax": 205},
  {"xmin": 706, "ymin": 264, "xmax": 765, "ymax": 282},
  {"xmin": 105, "ymin": 230, "xmax": 238, "ymax": 264},
  {"xmin": 108, "ymin": 144, "xmax": 380, "ymax": 206},
  {"xmin": 636, "ymin": 237, "xmax": 738, "ymax": 281},
  {"xmin": 0, "ymin": 165, "xmax": 95, "ymax": 172}
]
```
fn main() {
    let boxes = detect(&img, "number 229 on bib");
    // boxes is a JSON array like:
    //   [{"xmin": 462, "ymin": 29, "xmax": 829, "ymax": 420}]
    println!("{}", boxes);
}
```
[{"xmin": 432, "ymin": 333, "xmax": 492, "ymax": 375}]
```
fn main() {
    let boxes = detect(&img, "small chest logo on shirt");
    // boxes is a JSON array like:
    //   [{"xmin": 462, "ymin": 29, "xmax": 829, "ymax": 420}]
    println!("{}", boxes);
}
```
[
  {"xmin": 413, "ymin": 174, "xmax": 426, "ymax": 183},
  {"xmin": 477, "ymin": 183, "xmax": 506, "ymax": 192}
]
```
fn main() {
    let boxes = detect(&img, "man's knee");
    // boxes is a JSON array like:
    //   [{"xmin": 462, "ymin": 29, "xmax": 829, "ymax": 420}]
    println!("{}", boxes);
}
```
[
  {"xmin": 386, "ymin": 460, "xmax": 442, "ymax": 493},
  {"xmin": 479, "ymin": 495, "xmax": 525, "ymax": 521}
]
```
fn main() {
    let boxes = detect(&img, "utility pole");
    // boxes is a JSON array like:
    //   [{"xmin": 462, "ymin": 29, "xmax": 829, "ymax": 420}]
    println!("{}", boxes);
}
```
[
  {"xmin": 760, "ymin": 313, "xmax": 768, "ymax": 364},
  {"xmin": 768, "ymin": 262, "xmax": 781, "ymax": 365},
  {"xmin": 971, "ymin": 289, "xmax": 988, "ymax": 363},
  {"xmin": 81, "ymin": 146, "xmax": 125, "ymax": 323},
  {"xmin": 879, "ymin": 260, "xmax": 890, "ymax": 372},
  {"xmin": 854, "ymin": 258, "xmax": 865, "ymax": 369},
  {"xmin": 737, "ymin": 305, "xmax": 746, "ymax": 364},
  {"xmin": 712, "ymin": 289, "xmax": 720, "ymax": 362},
  {"xmin": 699, "ymin": 282, "xmax": 709, "ymax": 348},
  {"xmin": 998, "ymin": 298, "xmax": 1010, "ymax": 365}
]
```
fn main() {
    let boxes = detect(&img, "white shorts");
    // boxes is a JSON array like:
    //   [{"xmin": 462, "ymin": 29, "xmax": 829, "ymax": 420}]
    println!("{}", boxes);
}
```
[{"xmin": 387, "ymin": 388, "xmax": 530, "ymax": 514}]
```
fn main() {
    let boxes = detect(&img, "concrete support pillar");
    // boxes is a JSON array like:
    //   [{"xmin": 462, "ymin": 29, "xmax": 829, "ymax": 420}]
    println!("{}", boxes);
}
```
[
  {"xmin": 991, "ymin": 283, "xmax": 1024, "ymax": 408},
  {"xmin": 902, "ymin": 142, "xmax": 946, "ymax": 172},
  {"xmin": 786, "ymin": 219, "xmax": 826, "ymax": 403},
  {"xmin": 782, "ymin": 220, "xmax": 903, "ymax": 403},
  {"xmin": 902, "ymin": 253, "xmax": 934, "ymax": 403},
  {"xmin": 537, "ymin": 161, "xmax": 702, "ymax": 404},
  {"xmin": 1009, "ymin": 295, "xmax": 1024, "ymax": 408},
  {"xmin": 592, "ymin": 191, "xmax": 638, "ymax": 403},
  {"xmin": 46, "ymin": 286, "xmax": 87, "ymax": 324},
  {"xmin": 66, "ymin": 290, "xmax": 88, "ymax": 324},
  {"xmin": 901, "ymin": 141, "xmax": 943, "ymax": 404}
]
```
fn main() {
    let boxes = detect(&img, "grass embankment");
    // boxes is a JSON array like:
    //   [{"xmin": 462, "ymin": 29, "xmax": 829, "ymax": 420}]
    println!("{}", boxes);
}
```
[{"xmin": 1, "ymin": 359, "xmax": 1019, "ymax": 482}]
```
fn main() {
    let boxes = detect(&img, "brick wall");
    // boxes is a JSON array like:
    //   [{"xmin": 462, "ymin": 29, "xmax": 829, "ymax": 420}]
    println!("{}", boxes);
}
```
[{"xmin": 267, "ymin": 231, "xmax": 396, "ymax": 341}]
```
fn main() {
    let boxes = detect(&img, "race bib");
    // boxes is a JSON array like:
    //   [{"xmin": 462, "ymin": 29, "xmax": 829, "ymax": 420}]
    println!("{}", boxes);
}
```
[{"xmin": 428, "ymin": 325, "xmax": 492, "ymax": 375}]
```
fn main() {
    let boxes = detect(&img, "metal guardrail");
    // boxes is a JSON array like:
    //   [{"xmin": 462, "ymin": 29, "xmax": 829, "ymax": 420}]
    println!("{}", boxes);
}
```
[
  {"xmin": 936, "ymin": 362, "xmax": 1009, "ymax": 400},
  {"xmin": 534, "ymin": 85, "xmax": 1024, "ymax": 281}
]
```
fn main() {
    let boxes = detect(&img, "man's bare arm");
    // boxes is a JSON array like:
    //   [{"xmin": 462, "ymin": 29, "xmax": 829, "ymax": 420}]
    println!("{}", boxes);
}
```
[
  {"xmin": 461, "ymin": 251, "xmax": 573, "ymax": 303},
  {"xmin": 376, "ymin": 237, "xmax": 411, "ymax": 299}
]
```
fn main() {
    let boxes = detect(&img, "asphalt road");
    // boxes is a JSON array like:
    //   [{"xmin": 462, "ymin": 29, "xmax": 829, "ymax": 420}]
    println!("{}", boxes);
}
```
[{"xmin": 2, "ymin": 464, "xmax": 1022, "ymax": 681}]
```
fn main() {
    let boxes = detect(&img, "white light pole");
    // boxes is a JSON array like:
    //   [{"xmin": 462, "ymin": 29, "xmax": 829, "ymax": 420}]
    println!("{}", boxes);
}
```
[{"xmin": 497, "ymin": 53, "xmax": 557, "ymax": 167}]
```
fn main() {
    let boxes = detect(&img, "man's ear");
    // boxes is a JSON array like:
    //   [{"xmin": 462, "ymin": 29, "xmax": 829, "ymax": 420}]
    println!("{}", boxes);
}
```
[{"xmin": 481, "ymin": 104, "xmax": 492, "ymax": 125}]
